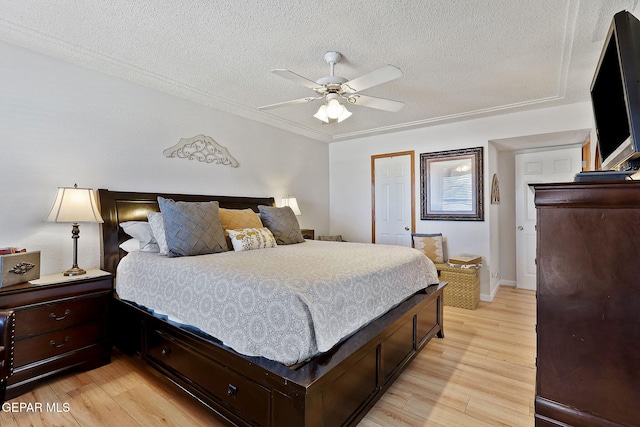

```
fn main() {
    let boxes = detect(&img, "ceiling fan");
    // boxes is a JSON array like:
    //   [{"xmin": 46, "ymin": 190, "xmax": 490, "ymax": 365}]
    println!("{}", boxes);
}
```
[{"xmin": 258, "ymin": 52, "xmax": 404, "ymax": 123}]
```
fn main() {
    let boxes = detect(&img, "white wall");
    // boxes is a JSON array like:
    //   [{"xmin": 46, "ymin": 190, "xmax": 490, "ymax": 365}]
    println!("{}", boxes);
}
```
[
  {"xmin": 0, "ymin": 42, "xmax": 329, "ymax": 275},
  {"xmin": 496, "ymin": 149, "xmax": 517, "ymax": 287},
  {"xmin": 329, "ymin": 102, "xmax": 594, "ymax": 299}
]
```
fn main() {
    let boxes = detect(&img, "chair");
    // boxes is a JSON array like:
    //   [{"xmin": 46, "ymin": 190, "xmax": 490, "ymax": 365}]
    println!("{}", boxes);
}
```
[
  {"xmin": 317, "ymin": 235, "xmax": 346, "ymax": 242},
  {"xmin": 0, "ymin": 310, "xmax": 14, "ymax": 404}
]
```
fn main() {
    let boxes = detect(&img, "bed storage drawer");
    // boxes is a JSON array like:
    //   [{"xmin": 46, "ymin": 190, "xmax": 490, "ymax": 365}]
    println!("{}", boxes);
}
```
[
  {"xmin": 14, "ymin": 297, "xmax": 103, "ymax": 338},
  {"xmin": 145, "ymin": 328, "xmax": 270, "ymax": 426},
  {"xmin": 416, "ymin": 295, "xmax": 440, "ymax": 347},
  {"xmin": 381, "ymin": 317, "xmax": 414, "ymax": 382},
  {"xmin": 321, "ymin": 347, "xmax": 378, "ymax": 427}
]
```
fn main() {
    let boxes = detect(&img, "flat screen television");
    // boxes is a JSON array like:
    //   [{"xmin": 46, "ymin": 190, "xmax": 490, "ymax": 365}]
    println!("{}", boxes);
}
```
[{"xmin": 591, "ymin": 11, "xmax": 640, "ymax": 171}]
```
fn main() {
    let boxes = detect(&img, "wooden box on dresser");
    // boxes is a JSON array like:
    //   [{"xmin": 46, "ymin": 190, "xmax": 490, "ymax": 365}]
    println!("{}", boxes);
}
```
[
  {"xmin": 534, "ymin": 181, "xmax": 640, "ymax": 426},
  {"xmin": 0, "ymin": 269, "xmax": 112, "ymax": 401}
]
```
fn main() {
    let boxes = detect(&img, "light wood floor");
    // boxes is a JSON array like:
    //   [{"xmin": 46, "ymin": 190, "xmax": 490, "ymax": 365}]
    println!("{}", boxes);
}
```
[{"xmin": 0, "ymin": 286, "xmax": 535, "ymax": 427}]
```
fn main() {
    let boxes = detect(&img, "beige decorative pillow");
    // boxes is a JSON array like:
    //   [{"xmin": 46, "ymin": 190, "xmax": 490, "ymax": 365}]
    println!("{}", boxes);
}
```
[
  {"xmin": 227, "ymin": 227, "xmax": 277, "ymax": 251},
  {"xmin": 219, "ymin": 208, "xmax": 263, "ymax": 248},
  {"xmin": 219, "ymin": 208, "xmax": 263, "ymax": 231},
  {"xmin": 412, "ymin": 233, "xmax": 445, "ymax": 263}
]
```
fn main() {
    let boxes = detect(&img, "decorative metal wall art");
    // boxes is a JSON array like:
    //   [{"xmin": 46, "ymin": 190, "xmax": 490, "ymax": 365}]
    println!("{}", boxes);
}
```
[{"xmin": 163, "ymin": 134, "xmax": 239, "ymax": 167}]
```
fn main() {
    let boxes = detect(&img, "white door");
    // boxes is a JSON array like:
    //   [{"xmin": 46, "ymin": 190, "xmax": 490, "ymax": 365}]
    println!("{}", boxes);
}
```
[
  {"xmin": 373, "ymin": 154, "xmax": 413, "ymax": 246},
  {"xmin": 515, "ymin": 146, "xmax": 582, "ymax": 290}
]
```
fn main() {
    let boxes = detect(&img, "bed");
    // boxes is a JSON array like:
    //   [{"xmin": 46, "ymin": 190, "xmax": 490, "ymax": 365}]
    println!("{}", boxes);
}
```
[{"xmin": 98, "ymin": 189, "xmax": 445, "ymax": 427}]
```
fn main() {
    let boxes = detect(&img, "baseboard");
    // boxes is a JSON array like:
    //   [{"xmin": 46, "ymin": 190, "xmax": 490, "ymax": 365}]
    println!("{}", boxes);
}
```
[
  {"xmin": 481, "ymin": 280, "xmax": 516, "ymax": 302},
  {"xmin": 499, "ymin": 279, "xmax": 516, "ymax": 287}
]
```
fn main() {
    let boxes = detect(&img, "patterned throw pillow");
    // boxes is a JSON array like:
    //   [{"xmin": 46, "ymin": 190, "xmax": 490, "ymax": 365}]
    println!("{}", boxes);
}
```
[
  {"xmin": 157, "ymin": 196, "xmax": 228, "ymax": 257},
  {"xmin": 412, "ymin": 233, "xmax": 445, "ymax": 263},
  {"xmin": 227, "ymin": 227, "xmax": 277, "ymax": 251},
  {"xmin": 258, "ymin": 205, "xmax": 305, "ymax": 245}
]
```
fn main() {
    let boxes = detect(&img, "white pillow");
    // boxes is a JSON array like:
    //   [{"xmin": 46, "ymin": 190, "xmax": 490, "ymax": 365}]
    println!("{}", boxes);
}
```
[
  {"xmin": 119, "ymin": 238, "xmax": 141, "ymax": 253},
  {"xmin": 120, "ymin": 221, "xmax": 159, "ymax": 252},
  {"xmin": 147, "ymin": 212, "xmax": 169, "ymax": 255},
  {"xmin": 226, "ymin": 227, "xmax": 277, "ymax": 251}
]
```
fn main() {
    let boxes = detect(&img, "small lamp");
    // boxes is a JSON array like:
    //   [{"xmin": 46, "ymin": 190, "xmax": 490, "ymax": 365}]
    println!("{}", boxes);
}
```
[
  {"xmin": 281, "ymin": 196, "xmax": 302, "ymax": 216},
  {"xmin": 46, "ymin": 184, "xmax": 104, "ymax": 276}
]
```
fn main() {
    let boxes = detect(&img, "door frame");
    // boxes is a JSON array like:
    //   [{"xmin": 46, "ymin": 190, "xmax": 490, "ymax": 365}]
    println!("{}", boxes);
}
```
[{"xmin": 371, "ymin": 151, "xmax": 416, "ymax": 243}]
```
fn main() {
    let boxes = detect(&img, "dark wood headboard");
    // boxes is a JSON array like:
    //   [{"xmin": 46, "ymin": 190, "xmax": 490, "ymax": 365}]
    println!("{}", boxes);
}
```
[{"xmin": 97, "ymin": 189, "xmax": 275, "ymax": 275}]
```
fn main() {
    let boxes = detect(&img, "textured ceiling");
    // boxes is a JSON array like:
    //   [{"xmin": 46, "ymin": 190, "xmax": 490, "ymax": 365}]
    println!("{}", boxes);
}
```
[{"xmin": 0, "ymin": 0, "xmax": 638, "ymax": 142}]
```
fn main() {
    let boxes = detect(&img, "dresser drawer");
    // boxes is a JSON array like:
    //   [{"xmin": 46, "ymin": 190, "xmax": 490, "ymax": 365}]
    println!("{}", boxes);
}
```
[
  {"xmin": 146, "ymin": 329, "xmax": 270, "ymax": 426},
  {"xmin": 14, "ymin": 296, "xmax": 104, "ymax": 339},
  {"xmin": 13, "ymin": 322, "xmax": 102, "ymax": 368}
]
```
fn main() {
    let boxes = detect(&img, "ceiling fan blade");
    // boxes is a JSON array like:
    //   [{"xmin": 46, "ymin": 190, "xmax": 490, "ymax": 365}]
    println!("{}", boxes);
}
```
[
  {"xmin": 341, "ymin": 65, "xmax": 403, "ymax": 93},
  {"xmin": 258, "ymin": 96, "xmax": 320, "ymax": 110},
  {"xmin": 271, "ymin": 69, "xmax": 320, "ymax": 90},
  {"xmin": 346, "ymin": 94, "xmax": 404, "ymax": 112}
]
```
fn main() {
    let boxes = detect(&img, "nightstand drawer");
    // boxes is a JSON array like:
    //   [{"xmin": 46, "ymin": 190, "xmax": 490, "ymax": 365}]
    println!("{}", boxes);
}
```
[
  {"xmin": 14, "ymin": 296, "xmax": 103, "ymax": 339},
  {"xmin": 13, "ymin": 322, "xmax": 102, "ymax": 368}
]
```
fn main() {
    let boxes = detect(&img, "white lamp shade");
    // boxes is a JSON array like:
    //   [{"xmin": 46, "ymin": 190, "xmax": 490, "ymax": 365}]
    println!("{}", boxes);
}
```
[
  {"xmin": 46, "ymin": 187, "xmax": 104, "ymax": 223},
  {"xmin": 337, "ymin": 107, "xmax": 352, "ymax": 122},
  {"xmin": 313, "ymin": 104, "xmax": 330, "ymax": 123},
  {"xmin": 314, "ymin": 100, "xmax": 351, "ymax": 123},
  {"xmin": 325, "ymin": 98, "xmax": 345, "ymax": 119},
  {"xmin": 281, "ymin": 197, "xmax": 302, "ymax": 216}
]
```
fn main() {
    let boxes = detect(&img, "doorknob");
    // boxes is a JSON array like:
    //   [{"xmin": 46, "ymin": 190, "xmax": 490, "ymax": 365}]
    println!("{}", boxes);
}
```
[
  {"xmin": 518, "ymin": 226, "xmax": 524, "ymax": 231},
  {"xmin": 404, "ymin": 226, "xmax": 410, "ymax": 231}
]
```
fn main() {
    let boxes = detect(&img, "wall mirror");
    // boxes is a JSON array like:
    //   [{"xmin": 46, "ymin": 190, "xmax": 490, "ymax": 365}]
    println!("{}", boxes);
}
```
[{"xmin": 420, "ymin": 147, "xmax": 484, "ymax": 221}]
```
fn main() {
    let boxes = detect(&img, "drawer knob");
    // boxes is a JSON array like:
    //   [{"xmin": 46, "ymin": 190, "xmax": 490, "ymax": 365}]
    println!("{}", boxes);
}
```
[
  {"xmin": 50, "ymin": 309, "xmax": 71, "ymax": 321},
  {"xmin": 49, "ymin": 336, "xmax": 70, "ymax": 348},
  {"xmin": 227, "ymin": 384, "xmax": 238, "ymax": 398},
  {"xmin": 161, "ymin": 347, "xmax": 171, "ymax": 356}
]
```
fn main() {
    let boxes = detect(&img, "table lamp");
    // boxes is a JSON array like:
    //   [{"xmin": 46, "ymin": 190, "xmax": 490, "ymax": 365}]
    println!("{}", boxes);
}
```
[
  {"xmin": 46, "ymin": 184, "xmax": 104, "ymax": 276},
  {"xmin": 281, "ymin": 196, "xmax": 301, "ymax": 215}
]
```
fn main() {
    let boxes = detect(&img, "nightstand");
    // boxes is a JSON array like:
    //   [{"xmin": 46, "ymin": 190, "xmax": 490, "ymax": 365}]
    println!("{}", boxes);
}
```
[
  {"xmin": 301, "ymin": 229, "xmax": 315, "ymax": 240},
  {"xmin": 0, "ymin": 269, "xmax": 112, "ymax": 400}
]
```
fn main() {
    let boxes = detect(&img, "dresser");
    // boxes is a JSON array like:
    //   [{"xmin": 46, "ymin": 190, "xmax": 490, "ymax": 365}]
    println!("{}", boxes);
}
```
[
  {"xmin": 0, "ymin": 269, "xmax": 112, "ymax": 401},
  {"xmin": 534, "ymin": 181, "xmax": 640, "ymax": 426}
]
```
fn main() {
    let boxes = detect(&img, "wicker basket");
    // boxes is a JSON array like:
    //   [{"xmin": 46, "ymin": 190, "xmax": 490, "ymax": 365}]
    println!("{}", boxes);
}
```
[{"xmin": 435, "ymin": 263, "xmax": 480, "ymax": 310}]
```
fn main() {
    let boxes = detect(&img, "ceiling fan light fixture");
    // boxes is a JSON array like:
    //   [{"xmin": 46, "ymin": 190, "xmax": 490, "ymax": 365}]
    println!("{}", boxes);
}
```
[
  {"xmin": 313, "ymin": 104, "xmax": 330, "ymax": 123},
  {"xmin": 314, "ymin": 99, "xmax": 352, "ymax": 123},
  {"xmin": 260, "ymin": 52, "xmax": 404, "ymax": 122},
  {"xmin": 325, "ymin": 98, "xmax": 344, "ymax": 119},
  {"xmin": 337, "ymin": 106, "xmax": 352, "ymax": 122}
]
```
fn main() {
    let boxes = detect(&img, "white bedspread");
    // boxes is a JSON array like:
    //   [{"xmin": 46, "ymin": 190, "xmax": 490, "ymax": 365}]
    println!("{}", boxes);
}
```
[{"xmin": 116, "ymin": 240, "xmax": 438, "ymax": 365}]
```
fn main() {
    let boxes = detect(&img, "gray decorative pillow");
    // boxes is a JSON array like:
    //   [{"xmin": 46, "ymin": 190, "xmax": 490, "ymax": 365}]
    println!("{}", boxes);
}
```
[
  {"xmin": 258, "ymin": 205, "xmax": 305, "ymax": 245},
  {"xmin": 157, "ymin": 196, "xmax": 228, "ymax": 257}
]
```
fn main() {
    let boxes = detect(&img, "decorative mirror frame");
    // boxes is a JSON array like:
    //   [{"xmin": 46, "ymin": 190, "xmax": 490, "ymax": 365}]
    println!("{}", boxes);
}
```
[{"xmin": 420, "ymin": 147, "xmax": 484, "ymax": 221}]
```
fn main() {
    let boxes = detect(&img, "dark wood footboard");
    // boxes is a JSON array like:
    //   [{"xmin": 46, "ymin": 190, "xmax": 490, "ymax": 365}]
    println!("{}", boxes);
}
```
[{"xmin": 112, "ymin": 284, "xmax": 444, "ymax": 426}]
